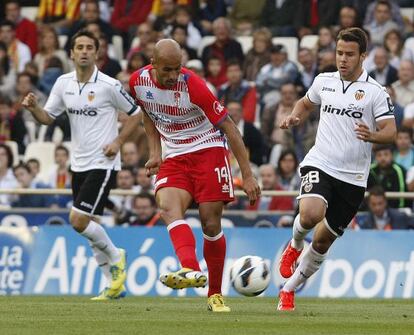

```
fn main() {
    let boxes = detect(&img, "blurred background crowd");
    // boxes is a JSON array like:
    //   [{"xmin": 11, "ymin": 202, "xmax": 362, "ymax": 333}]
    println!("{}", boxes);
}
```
[{"xmin": 1, "ymin": 0, "xmax": 414, "ymax": 230}]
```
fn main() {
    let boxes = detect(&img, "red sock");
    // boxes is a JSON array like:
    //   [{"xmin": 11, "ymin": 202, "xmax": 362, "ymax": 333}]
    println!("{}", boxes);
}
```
[
  {"xmin": 203, "ymin": 232, "xmax": 226, "ymax": 297},
  {"xmin": 168, "ymin": 220, "xmax": 200, "ymax": 271}
]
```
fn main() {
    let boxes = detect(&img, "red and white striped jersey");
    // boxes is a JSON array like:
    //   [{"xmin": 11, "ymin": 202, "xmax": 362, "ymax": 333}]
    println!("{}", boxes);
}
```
[{"xmin": 129, "ymin": 65, "xmax": 228, "ymax": 158}]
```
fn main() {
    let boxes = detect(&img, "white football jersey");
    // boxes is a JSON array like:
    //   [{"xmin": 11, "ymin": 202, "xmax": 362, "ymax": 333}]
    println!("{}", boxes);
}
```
[
  {"xmin": 302, "ymin": 70, "xmax": 395, "ymax": 187},
  {"xmin": 44, "ymin": 66, "xmax": 139, "ymax": 172}
]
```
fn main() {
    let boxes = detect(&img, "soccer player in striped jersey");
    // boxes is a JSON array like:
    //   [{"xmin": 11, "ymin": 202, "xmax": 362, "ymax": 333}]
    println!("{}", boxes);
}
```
[
  {"xmin": 277, "ymin": 28, "xmax": 397, "ymax": 311},
  {"xmin": 129, "ymin": 39, "xmax": 261, "ymax": 312}
]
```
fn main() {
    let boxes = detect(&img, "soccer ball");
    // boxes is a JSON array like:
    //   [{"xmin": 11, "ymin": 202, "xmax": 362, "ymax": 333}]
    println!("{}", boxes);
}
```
[{"xmin": 230, "ymin": 255, "xmax": 271, "ymax": 297}]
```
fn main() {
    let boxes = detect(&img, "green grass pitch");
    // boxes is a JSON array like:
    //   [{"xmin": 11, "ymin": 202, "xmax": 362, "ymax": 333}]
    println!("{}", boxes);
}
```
[{"xmin": 0, "ymin": 296, "xmax": 413, "ymax": 335}]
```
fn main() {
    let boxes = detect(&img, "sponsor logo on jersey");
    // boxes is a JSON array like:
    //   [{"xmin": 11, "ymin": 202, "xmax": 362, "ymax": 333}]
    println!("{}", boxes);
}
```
[
  {"xmin": 354, "ymin": 89, "xmax": 365, "ymax": 101},
  {"xmin": 64, "ymin": 91, "xmax": 75, "ymax": 95},
  {"xmin": 322, "ymin": 104, "xmax": 363, "ymax": 118},
  {"xmin": 213, "ymin": 101, "xmax": 225, "ymax": 115},
  {"xmin": 88, "ymin": 91, "xmax": 95, "ymax": 102},
  {"xmin": 146, "ymin": 91, "xmax": 154, "ymax": 100},
  {"xmin": 154, "ymin": 177, "xmax": 168, "ymax": 188},
  {"xmin": 322, "ymin": 87, "xmax": 335, "ymax": 92},
  {"xmin": 80, "ymin": 201, "xmax": 93, "ymax": 209},
  {"xmin": 68, "ymin": 106, "xmax": 98, "ymax": 116}
]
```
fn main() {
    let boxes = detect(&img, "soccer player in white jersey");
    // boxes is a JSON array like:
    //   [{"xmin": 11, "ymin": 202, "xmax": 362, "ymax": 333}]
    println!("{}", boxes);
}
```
[
  {"xmin": 129, "ymin": 39, "xmax": 261, "ymax": 312},
  {"xmin": 22, "ymin": 30, "xmax": 142, "ymax": 301},
  {"xmin": 277, "ymin": 27, "xmax": 397, "ymax": 311}
]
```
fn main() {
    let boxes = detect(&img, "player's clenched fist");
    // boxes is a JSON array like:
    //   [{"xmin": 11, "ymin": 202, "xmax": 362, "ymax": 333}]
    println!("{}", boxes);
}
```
[
  {"xmin": 21, "ymin": 93, "xmax": 38, "ymax": 110},
  {"xmin": 279, "ymin": 115, "xmax": 300, "ymax": 129}
]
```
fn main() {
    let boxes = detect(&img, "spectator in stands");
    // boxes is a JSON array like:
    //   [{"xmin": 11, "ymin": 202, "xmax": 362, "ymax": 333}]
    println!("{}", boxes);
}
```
[
  {"xmin": 227, "ymin": 100, "xmax": 265, "ymax": 166},
  {"xmin": 336, "ymin": 6, "xmax": 361, "ymax": 32},
  {"xmin": 386, "ymin": 85, "xmax": 403, "ymax": 129},
  {"xmin": 44, "ymin": 113, "xmax": 71, "ymax": 142},
  {"xmin": 391, "ymin": 60, "xmax": 414, "ymax": 107},
  {"xmin": 38, "ymin": 56, "xmax": 64, "ymax": 95},
  {"xmin": 174, "ymin": 5, "xmax": 202, "ymax": 51},
  {"xmin": 384, "ymin": 29, "xmax": 406, "ymax": 69},
  {"xmin": 26, "ymin": 157, "xmax": 40, "ymax": 182},
  {"xmin": 316, "ymin": 27, "xmax": 336, "ymax": 55},
  {"xmin": 186, "ymin": 59, "xmax": 217, "ymax": 95},
  {"xmin": 394, "ymin": 127, "xmax": 414, "ymax": 170},
  {"xmin": 205, "ymin": 55, "xmax": 226, "ymax": 90},
  {"xmin": 152, "ymin": 0, "xmax": 177, "ymax": 38},
  {"xmin": 47, "ymin": 144, "xmax": 72, "ymax": 208},
  {"xmin": 243, "ymin": 27, "xmax": 271, "ymax": 82},
  {"xmin": 0, "ymin": 19, "xmax": 31, "ymax": 72},
  {"xmin": 259, "ymin": 0, "xmax": 297, "ymax": 37},
  {"xmin": 36, "ymin": 0, "xmax": 81, "ymax": 34},
  {"xmin": 201, "ymin": 18, "xmax": 244, "ymax": 86},
  {"xmin": 96, "ymin": 34, "xmax": 122, "ymax": 78},
  {"xmin": 0, "ymin": 41, "xmax": 15, "ymax": 95},
  {"xmin": 127, "ymin": 22, "xmax": 156, "ymax": 60},
  {"xmin": 110, "ymin": 0, "xmax": 153, "ymax": 47},
  {"xmin": 358, "ymin": 185, "xmax": 414, "ymax": 229},
  {"xmin": 0, "ymin": 93, "xmax": 26, "ymax": 154},
  {"xmin": 369, "ymin": 46, "xmax": 398, "ymax": 86},
  {"xmin": 228, "ymin": 0, "xmax": 266, "ymax": 36},
  {"xmin": 12, "ymin": 163, "xmax": 52, "ymax": 208},
  {"xmin": 368, "ymin": 144, "xmax": 410, "ymax": 208},
  {"xmin": 363, "ymin": 0, "xmax": 404, "ymax": 32},
  {"xmin": 197, "ymin": 0, "xmax": 227, "ymax": 35},
  {"xmin": 276, "ymin": 149, "xmax": 301, "ymax": 209},
  {"xmin": 247, "ymin": 164, "xmax": 293, "ymax": 211},
  {"xmin": 121, "ymin": 141, "xmax": 140, "ymax": 171},
  {"xmin": 128, "ymin": 192, "xmax": 162, "ymax": 226},
  {"xmin": 298, "ymin": 48, "xmax": 318, "ymax": 90},
  {"xmin": 0, "ymin": 143, "xmax": 18, "ymax": 208},
  {"xmin": 256, "ymin": 44, "xmax": 300, "ymax": 108},
  {"xmin": 294, "ymin": 0, "xmax": 341, "ymax": 38},
  {"xmin": 171, "ymin": 24, "xmax": 198, "ymax": 60},
  {"xmin": 5, "ymin": 0, "xmax": 37, "ymax": 56},
  {"xmin": 64, "ymin": 0, "xmax": 115, "ymax": 54},
  {"xmin": 364, "ymin": 0, "xmax": 399, "ymax": 46},
  {"xmin": 136, "ymin": 166, "xmax": 154, "ymax": 192},
  {"xmin": 318, "ymin": 50, "xmax": 337, "ymax": 72},
  {"xmin": 126, "ymin": 51, "xmax": 150, "ymax": 75},
  {"xmin": 34, "ymin": 26, "xmax": 70, "ymax": 76},
  {"xmin": 218, "ymin": 60, "xmax": 257, "ymax": 123}
]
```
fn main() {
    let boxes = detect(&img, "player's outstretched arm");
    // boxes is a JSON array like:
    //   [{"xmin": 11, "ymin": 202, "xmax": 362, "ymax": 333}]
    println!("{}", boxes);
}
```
[
  {"xmin": 354, "ymin": 118, "xmax": 397, "ymax": 144},
  {"xmin": 279, "ymin": 96, "xmax": 315, "ymax": 129},
  {"xmin": 218, "ymin": 116, "xmax": 261, "ymax": 205},
  {"xmin": 22, "ymin": 92, "xmax": 54, "ymax": 125},
  {"xmin": 143, "ymin": 112, "xmax": 162, "ymax": 176}
]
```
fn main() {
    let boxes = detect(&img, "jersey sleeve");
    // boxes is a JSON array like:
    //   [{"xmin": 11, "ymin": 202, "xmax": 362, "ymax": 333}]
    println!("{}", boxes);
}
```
[
  {"xmin": 186, "ymin": 71, "xmax": 228, "ymax": 126},
  {"xmin": 305, "ymin": 74, "xmax": 324, "ymax": 105},
  {"xmin": 111, "ymin": 80, "xmax": 140, "ymax": 116},
  {"xmin": 44, "ymin": 79, "xmax": 66, "ymax": 119},
  {"xmin": 373, "ymin": 88, "xmax": 395, "ymax": 122}
]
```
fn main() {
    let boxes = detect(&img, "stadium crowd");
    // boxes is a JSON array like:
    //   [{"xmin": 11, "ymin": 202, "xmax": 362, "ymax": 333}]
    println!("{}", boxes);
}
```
[{"xmin": 0, "ymin": 0, "xmax": 414, "ymax": 230}]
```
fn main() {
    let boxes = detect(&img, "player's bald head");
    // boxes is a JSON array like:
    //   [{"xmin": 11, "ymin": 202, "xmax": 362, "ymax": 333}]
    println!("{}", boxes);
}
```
[{"xmin": 153, "ymin": 39, "xmax": 182, "ymax": 63}]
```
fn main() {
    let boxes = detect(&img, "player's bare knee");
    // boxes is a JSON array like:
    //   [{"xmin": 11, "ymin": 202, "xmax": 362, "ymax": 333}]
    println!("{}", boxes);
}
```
[
  {"xmin": 69, "ymin": 211, "xmax": 89, "ymax": 232},
  {"xmin": 159, "ymin": 208, "xmax": 178, "ymax": 224},
  {"xmin": 300, "ymin": 210, "xmax": 324, "ymax": 229},
  {"xmin": 201, "ymin": 220, "xmax": 221, "ymax": 236}
]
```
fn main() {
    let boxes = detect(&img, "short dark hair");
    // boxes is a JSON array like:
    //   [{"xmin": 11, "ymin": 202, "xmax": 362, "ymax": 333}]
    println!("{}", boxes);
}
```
[
  {"xmin": 55, "ymin": 144, "xmax": 69, "ymax": 156},
  {"xmin": 0, "ymin": 19, "xmax": 15, "ymax": 30},
  {"xmin": 226, "ymin": 58, "xmax": 242, "ymax": 69},
  {"xmin": 376, "ymin": 0, "xmax": 391, "ymax": 11},
  {"xmin": 134, "ymin": 192, "xmax": 156, "ymax": 207},
  {"xmin": 368, "ymin": 185, "xmax": 386, "ymax": 199},
  {"xmin": 397, "ymin": 127, "xmax": 413, "ymax": 138},
  {"xmin": 13, "ymin": 162, "xmax": 31, "ymax": 174},
  {"xmin": 336, "ymin": 27, "xmax": 368, "ymax": 54},
  {"xmin": 5, "ymin": 1, "xmax": 20, "ymax": 8},
  {"xmin": 0, "ymin": 143, "xmax": 14, "ymax": 168},
  {"xmin": 373, "ymin": 143, "xmax": 394, "ymax": 153},
  {"xmin": 70, "ymin": 29, "xmax": 99, "ymax": 51}
]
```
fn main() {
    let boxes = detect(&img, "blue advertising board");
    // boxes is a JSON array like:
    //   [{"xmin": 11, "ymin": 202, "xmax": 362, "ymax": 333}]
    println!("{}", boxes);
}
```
[{"xmin": 0, "ymin": 227, "xmax": 413, "ymax": 298}]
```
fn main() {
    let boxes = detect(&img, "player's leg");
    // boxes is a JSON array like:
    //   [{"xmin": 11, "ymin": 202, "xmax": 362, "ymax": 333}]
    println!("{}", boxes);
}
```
[
  {"xmin": 157, "ymin": 187, "xmax": 207, "ymax": 289},
  {"xmin": 198, "ymin": 201, "xmax": 230, "ymax": 312},
  {"xmin": 71, "ymin": 170, "xmax": 126, "ymax": 299}
]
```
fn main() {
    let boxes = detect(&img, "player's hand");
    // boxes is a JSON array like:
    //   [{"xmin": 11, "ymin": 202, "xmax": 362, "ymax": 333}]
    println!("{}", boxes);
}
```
[
  {"xmin": 103, "ymin": 140, "xmax": 121, "ymax": 159},
  {"xmin": 21, "ymin": 93, "xmax": 38, "ymax": 111},
  {"xmin": 145, "ymin": 156, "xmax": 162, "ymax": 176},
  {"xmin": 354, "ymin": 122, "xmax": 372, "ymax": 142},
  {"xmin": 242, "ymin": 176, "xmax": 261, "ymax": 206},
  {"xmin": 279, "ymin": 115, "xmax": 300, "ymax": 129}
]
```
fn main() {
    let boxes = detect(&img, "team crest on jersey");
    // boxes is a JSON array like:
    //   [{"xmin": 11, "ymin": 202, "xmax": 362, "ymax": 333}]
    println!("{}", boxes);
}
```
[
  {"xmin": 303, "ymin": 182, "xmax": 313, "ymax": 193},
  {"xmin": 88, "ymin": 91, "xmax": 95, "ymax": 102},
  {"xmin": 174, "ymin": 92, "xmax": 181, "ymax": 106},
  {"xmin": 354, "ymin": 89, "xmax": 365, "ymax": 101},
  {"xmin": 213, "ymin": 101, "xmax": 225, "ymax": 115}
]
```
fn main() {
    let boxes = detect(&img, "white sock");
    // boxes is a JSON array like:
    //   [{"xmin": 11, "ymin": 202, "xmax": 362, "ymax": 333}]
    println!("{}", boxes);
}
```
[
  {"xmin": 291, "ymin": 214, "xmax": 311, "ymax": 250},
  {"xmin": 81, "ymin": 220, "xmax": 121, "ymax": 264},
  {"xmin": 283, "ymin": 243, "xmax": 326, "ymax": 292},
  {"xmin": 89, "ymin": 241, "xmax": 112, "ymax": 285}
]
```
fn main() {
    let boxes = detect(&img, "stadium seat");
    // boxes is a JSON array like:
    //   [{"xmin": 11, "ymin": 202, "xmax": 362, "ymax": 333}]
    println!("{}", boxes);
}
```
[
  {"xmin": 404, "ymin": 37, "xmax": 414, "ymax": 52},
  {"xmin": 24, "ymin": 142, "xmax": 56, "ymax": 182},
  {"xmin": 236, "ymin": 36, "xmax": 253, "ymax": 55},
  {"xmin": 25, "ymin": 120, "xmax": 37, "ymax": 143},
  {"xmin": 5, "ymin": 141, "xmax": 20, "ymax": 166},
  {"xmin": 197, "ymin": 36, "xmax": 216, "ymax": 58},
  {"xmin": 401, "ymin": 7, "xmax": 414, "ymax": 22},
  {"xmin": 112, "ymin": 35, "xmax": 124, "ymax": 61},
  {"xmin": 20, "ymin": 6, "xmax": 37, "ymax": 21},
  {"xmin": 272, "ymin": 37, "xmax": 298, "ymax": 64},
  {"xmin": 58, "ymin": 35, "xmax": 68, "ymax": 49},
  {"xmin": 130, "ymin": 37, "xmax": 140, "ymax": 49},
  {"xmin": 300, "ymin": 35, "xmax": 319, "ymax": 50}
]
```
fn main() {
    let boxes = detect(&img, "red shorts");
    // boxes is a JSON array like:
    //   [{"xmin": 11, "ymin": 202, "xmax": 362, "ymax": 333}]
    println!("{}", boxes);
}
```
[{"xmin": 154, "ymin": 147, "xmax": 235, "ymax": 204}]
